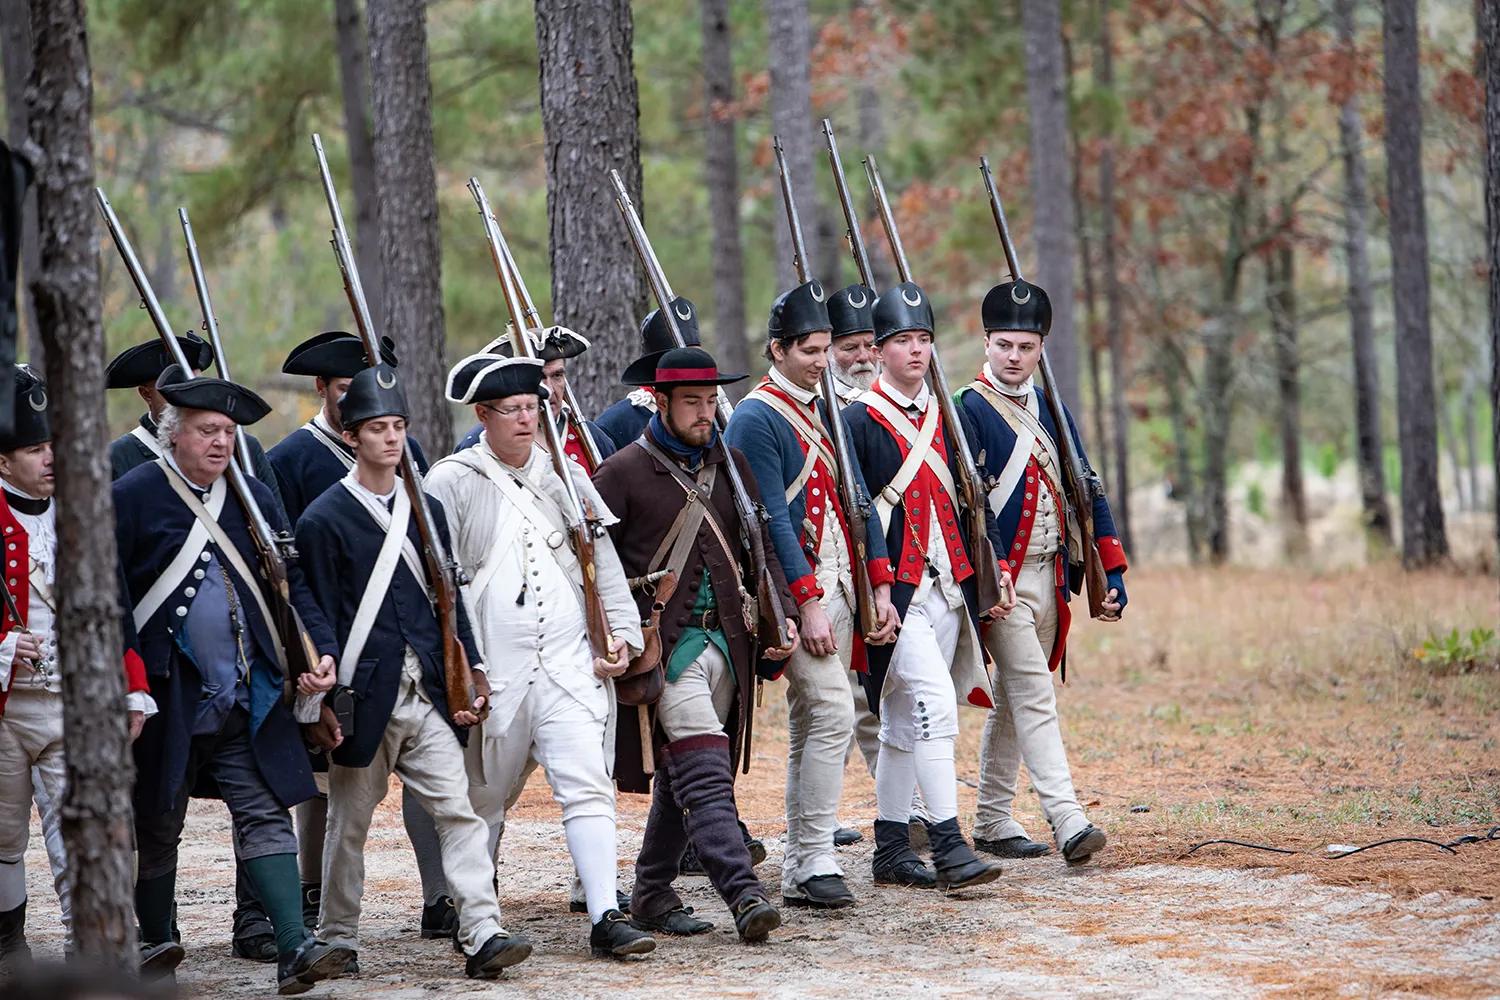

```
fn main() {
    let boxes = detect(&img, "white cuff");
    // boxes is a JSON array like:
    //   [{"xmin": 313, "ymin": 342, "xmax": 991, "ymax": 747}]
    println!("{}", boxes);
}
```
[
  {"xmin": 125, "ymin": 691, "xmax": 159, "ymax": 718},
  {"xmin": 0, "ymin": 632, "xmax": 19, "ymax": 691},
  {"xmin": 294, "ymin": 692, "xmax": 326, "ymax": 724}
]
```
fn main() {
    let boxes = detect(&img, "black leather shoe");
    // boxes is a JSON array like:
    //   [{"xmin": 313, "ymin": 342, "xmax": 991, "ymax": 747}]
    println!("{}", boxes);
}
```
[
  {"xmin": 872, "ymin": 819, "xmax": 937, "ymax": 888},
  {"xmin": 782, "ymin": 873, "xmax": 856, "ymax": 909},
  {"xmin": 927, "ymin": 818, "xmax": 1004, "ymax": 891},
  {"xmin": 571, "ymin": 889, "xmax": 632, "ymax": 914},
  {"xmin": 343, "ymin": 951, "xmax": 360, "ymax": 975},
  {"xmin": 466, "ymin": 932, "xmax": 533, "ymax": 979},
  {"xmin": 678, "ymin": 842, "xmax": 706, "ymax": 876},
  {"xmin": 421, "ymin": 894, "xmax": 457, "ymax": 939},
  {"xmin": 732, "ymin": 896, "xmax": 781, "ymax": 943},
  {"xmin": 590, "ymin": 910, "xmax": 656, "ymax": 958},
  {"xmin": 630, "ymin": 906, "xmax": 714, "ymax": 936},
  {"xmin": 139, "ymin": 940, "xmax": 185, "ymax": 980},
  {"xmin": 0, "ymin": 900, "xmax": 30, "ymax": 965},
  {"xmin": 1062, "ymin": 825, "xmax": 1107, "ymax": 866},
  {"xmin": 974, "ymin": 835, "xmax": 1052, "ymax": 859},
  {"xmin": 231, "ymin": 901, "xmax": 278, "ymax": 963},
  {"xmin": 300, "ymin": 882, "xmax": 321, "ymax": 931},
  {"xmin": 834, "ymin": 826, "xmax": 863, "ymax": 847},
  {"xmin": 277, "ymin": 938, "xmax": 353, "ymax": 996},
  {"xmin": 739, "ymin": 820, "xmax": 768, "ymax": 866}
]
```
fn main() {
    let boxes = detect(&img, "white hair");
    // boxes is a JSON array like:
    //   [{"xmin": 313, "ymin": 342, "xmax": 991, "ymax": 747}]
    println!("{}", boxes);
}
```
[{"xmin": 156, "ymin": 403, "xmax": 184, "ymax": 453}]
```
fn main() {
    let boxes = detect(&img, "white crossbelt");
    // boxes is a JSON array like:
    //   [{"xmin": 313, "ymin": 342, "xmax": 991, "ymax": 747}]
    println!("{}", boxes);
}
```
[
  {"xmin": 857, "ymin": 390, "xmax": 954, "ymax": 535},
  {"xmin": 132, "ymin": 468, "xmax": 227, "ymax": 629},
  {"xmin": 335, "ymin": 478, "xmax": 417, "ymax": 685},
  {"xmin": 130, "ymin": 424, "xmax": 163, "ymax": 457},
  {"xmin": 745, "ymin": 387, "xmax": 836, "ymax": 505},
  {"xmin": 471, "ymin": 446, "xmax": 584, "ymax": 609},
  {"xmin": 306, "ymin": 413, "xmax": 355, "ymax": 471}
]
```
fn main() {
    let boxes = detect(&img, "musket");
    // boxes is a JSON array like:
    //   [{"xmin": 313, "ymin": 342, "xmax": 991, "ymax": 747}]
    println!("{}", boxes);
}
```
[
  {"xmin": 466, "ymin": 177, "xmax": 617, "ymax": 664},
  {"xmin": 178, "ymin": 208, "xmax": 255, "ymax": 474},
  {"xmin": 607, "ymin": 169, "xmax": 791, "ymax": 657},
  {"xmin": 860, "ymin": 156, "xmax": 1007, "ymax": 616},
  {"xmin": 310, "ymin": 134, "xmax": 480, "ymax": 720},
  {"xmin": 821, "ymin": 119, "xmax": 877, "ymax": 290},
  {"xmin": 477, "ymin": 208, "xmax": 606, "ymax": 471},
  {"xmin": 979, "ymin": 157, "xmax": 1109, "ymax": 618},
  {"xmin": 95, "ymin": 189, "xmax": 322, "ymax": 693},
  {"xmin": 771, "ymin": 134, "xmax": 879, "ymax": 640}
]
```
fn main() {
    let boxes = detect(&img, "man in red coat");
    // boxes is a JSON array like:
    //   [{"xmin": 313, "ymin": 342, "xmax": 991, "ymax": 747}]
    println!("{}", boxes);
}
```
[{"xmin": 0, "ymin": 365, "xmax": 155, "ymax": 963}]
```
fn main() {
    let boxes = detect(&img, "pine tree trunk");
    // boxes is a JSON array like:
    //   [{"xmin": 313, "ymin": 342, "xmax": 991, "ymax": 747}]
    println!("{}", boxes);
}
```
[
  {"xmin": 1020, "ymin": 0, "xmax": 1079, "ymax": 406},
  {"xmin": 25, "ymin": 0, "xmax": 137, "ymax": 968},
  {"xmin": 1065, "ymin": 33, "xmax": 1105, "ymax": 461},
  {"xmin": 1, "ymin": 0, "xmax": 39, "ymax": 366},
  {"xmin": 1165, "ymin": 341, "xmax": 1201, "ymax": 563},
  {"xmin": 1484, "ymin": 0, "xmax": 1500, "ymax": 565},
  {"xmin": 334, "ymin": 0, "xmax": 384, "ymax": 335},
  {"xmin": 535, "ymin": 0, "xmax": 644, "ymax": 415},
  {"xmin": 1337, "ymin": 0, "xmax": 1394, "ymax": 550},
  {"xmin": 1097, "ymin": 0, "xmax": 1131, "ymax": 555},
  {"xmin": 764, "ymin": 0, "xmax": 822, "ymax": 292},
  {"xmin": 1269, "ymin": 243, "xmax": 1307, "ymax": 556},
  {"xmin": 367, "ymin": 0, "xmax": 451, "ymax": 452},
  {"xmin": 700, "ymin": 0, "xmax": 750, "ymax": 401},
  {"xmin": 1382, "ymin": 0, "xmax": 1449, "ymax": 566}
]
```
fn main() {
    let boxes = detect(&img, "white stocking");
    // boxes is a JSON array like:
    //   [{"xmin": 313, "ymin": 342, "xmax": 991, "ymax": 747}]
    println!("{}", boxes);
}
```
[
  {"xmin": 912, "ymin": 735, "xmax": 959, "ymax": 823},
  {"xmin": 564, "ymin": 815, "xmax": 618, "ymax": 922},
  {"xmin": 875, "ymin": 742, "xmax": 916, "ymax": 823}
]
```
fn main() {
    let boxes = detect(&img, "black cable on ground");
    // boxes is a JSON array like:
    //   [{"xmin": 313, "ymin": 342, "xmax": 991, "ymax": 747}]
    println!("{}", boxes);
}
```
[{"xmin": 1180, "ymin": 827, "xmax": 1500, "ymax": 860}]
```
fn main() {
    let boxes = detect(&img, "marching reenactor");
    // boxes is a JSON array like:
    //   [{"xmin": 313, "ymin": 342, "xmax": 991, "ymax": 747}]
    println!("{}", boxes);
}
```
[
  {"xmin": 291, "ymin": 364, "xmax": 528, "ymax": 980},
  {"xmin": 842, "ymin": 282, "xmax": 1009, "ymax": 892},
  {"xmin": 425, "ymin": 352, "xmax": 654, "ymax": 959},
  {"xmin": 593, "ymin": 298, "xmax": 702, "ymax": 451},
  {"xmin": 0, "ymin": 366, "xmax": 155, "ymax": 964},
  {"xmin": 267, "ymin": 329, "xmax": 450, "ymax": 946},
  {"xmin": 593, "ymin": 345, "xmax": 795, "ymax": 944},
  {"xmin": 958, "ymin": 279, "xmax": 1125, "ymax": 866},
  {"xmin": 723, "ymin": 280, "xmax": 897, "ymax": 909},
  {"xmin": 452, "ymin": 327, "xmax": 617, "ymax": 474},
  {"xmin": 115, "ymin": 365, "xmax": 349, "ymax": 994}
]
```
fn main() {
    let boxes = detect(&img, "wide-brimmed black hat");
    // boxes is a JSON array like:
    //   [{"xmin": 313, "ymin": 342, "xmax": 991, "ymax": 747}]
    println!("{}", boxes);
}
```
[
  {"xmin": 981, "ymin": 279, "xmax": 1052, "ymax": 337},
  {"xmin": 0, "ymin": 365, "xmax": 48, "ymax": 452},
  {"xmin": 622, "ymin": 345, "xmax": 745, "ymax": 388},
  {"xmin": 828, "ymin": 283, "xmax": 875, "ymax": 339},
  {"xmin": 482, "ymin": 325, "xmax": 590, "ymax": 363},
  {"xmin": 155, "ymin": 364, "xmax": 270, "ymax": 425},
  {"xmin": 768, "ymin": 280, "xmax": 831, "ymax": 341},
  {"xmin": 446, "ymin": 354, "xmax": 549, "ymax": 405},
  {"xmin": 337, "ymin": 364, "xmax": 409, "ymax": 429},
  {"xmin": 872, "ymin": 281, "xmax": 935, "ymax": 344},
  {"xmin": 282, "ymin": 330, "xmax": 397, "ymax": 378},
  {"xmin": 106, "ymin": 333, "xmax": 216, "ymax": 389}
]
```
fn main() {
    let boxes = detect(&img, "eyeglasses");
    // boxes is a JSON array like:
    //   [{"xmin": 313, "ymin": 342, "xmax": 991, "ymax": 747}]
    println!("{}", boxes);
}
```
[{"xmin": 482, "ymin": 402, "xmax": 540, "ymax": 420}]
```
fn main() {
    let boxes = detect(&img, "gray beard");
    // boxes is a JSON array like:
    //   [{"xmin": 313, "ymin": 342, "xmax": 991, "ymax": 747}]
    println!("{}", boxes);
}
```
[{"xmin": 832, "ymin": 361, "xmax": 878, "ymax": 392}]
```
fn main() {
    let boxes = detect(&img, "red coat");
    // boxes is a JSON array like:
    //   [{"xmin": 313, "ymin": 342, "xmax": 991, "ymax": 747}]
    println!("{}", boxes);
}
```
[{"xmin": 0, "ymin": 494, "xmax": 149, "ymax": 715}]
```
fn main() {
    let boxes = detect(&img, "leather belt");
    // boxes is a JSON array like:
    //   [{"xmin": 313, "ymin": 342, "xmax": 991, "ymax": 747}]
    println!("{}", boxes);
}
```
[{"xmin": 695, "ymin": 608, "xmax": 721, "ymax": 632}]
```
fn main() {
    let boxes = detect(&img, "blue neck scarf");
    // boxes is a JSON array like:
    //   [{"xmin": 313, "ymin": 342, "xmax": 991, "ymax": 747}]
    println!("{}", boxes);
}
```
[{"xmin": 649, "ymin": 412, "xmax": 717, "ymax": 470}]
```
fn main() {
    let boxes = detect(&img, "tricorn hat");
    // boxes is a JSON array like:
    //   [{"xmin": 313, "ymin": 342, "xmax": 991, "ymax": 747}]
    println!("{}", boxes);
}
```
[
  {"xmin": 828, "ymin": 283, "xmax": 875, "ymax": 339},
  {"xmin": 337, "ymin": 364, "xmax": 409, "ymax": 429},
  {"xmin": 481, "ymin": 325, "xmax": 590, "ymax": 363},
  {"xmin": 106, "ymin": 333, "xmax": 216, "ymax": 389},
  {"xmin": 155, "ymin": 364, "xmax": 271, "ymax": 425},
  {"xmin": 0, "ymin": 365, "xmax": 49, "ymax": 452},
  {"xmin": 872, "ymin": 281, "xmax": 935, "ymax": 344},
  {"xmin": 621, "ymin": 345, "xmax": 746, "ymax": 388},
  {"xmin": 282, "ymin": 330, "xmax": 397, "ymax": 378},
  {"xmin": 768, "ymin": 280, "xmax": 832, "ymax": 341},
  {"xmin": 446, "ymin": 354, "xmax": 548, "ymax": 405},
  {"xmin": 981, "ymin": 279, "xmax": 1052, "ymax": 337}
]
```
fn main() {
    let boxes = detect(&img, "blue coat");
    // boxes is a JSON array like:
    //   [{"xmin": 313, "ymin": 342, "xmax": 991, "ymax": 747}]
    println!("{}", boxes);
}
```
[
  {"xmin": 110, "ymin": 413, "xmax": 289, "ymax": 526},
  {"xmin": 268, "ymin": 424, "xmax": 429, "ymax": 525},
  {"xmin": 595, "ymin": 397, "xmax": 653, "ymax": 451},
  {"xmin": 842, "ymin": 395, "xmax": 1005, "ymax": 712},
  {"xmin": 116, "ymin": 462, "xmax": 337, "ymax": 817},
  {"xmin": 293, "ymin": 484, "xmax": 483, "ymax": 769}
]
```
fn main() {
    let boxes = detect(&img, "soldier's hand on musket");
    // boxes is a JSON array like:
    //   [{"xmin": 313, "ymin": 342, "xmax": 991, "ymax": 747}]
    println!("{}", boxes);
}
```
[
  {"xmin": 593, "ymin": 636, "xmax": 630, "ymax": 679},
  {"xmin": 1097, "ymin": 570, "xmax": 1126, "ymax": 622},
  {"xmin": 987, "ymin": 567, "xmax": 1018, "ymax": 621},
  {"xmin": 453, "ymin": 668, "xmax": 491, "ymax": 727},
  {"xmin": 297, "ymin": 654, "xmax": 338, "ymax": 696},
  {"xmin": 865, "ymin": 583, "xmax": 900, "ymax": 645},
  {"xmin": 799, "ymin": 599, "xmax": 838, "ymax": 657},
  {"xmin": 302, "ymin": 703, "xmax": 343, "ymax": 751},
  {"xmin": 764, "ymin": 618, "xmax": 799, "ymax": 661},
  {"xmin": 128, "ymin": 710, "xmax": 146, "ymax": 743}
]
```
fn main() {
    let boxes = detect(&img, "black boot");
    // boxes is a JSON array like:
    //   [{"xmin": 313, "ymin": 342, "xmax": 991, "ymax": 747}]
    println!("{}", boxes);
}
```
[
  {"xmin": 927, "ymin": 818, "xmax": 1004, "ymax": 890},
  {"xmin": 139, "ymin": 940, "xmax": 186, "ymax": 980},
  {"xmin": 731, "ymin": 895, "xmax": 781, "ymax": 943},
  {"xmin": 0, "ymin": 900, "xmax": 30, "ymax": 966},
  {"xmin": 276, "ymin": 937, "xmax": 352, "ymax": 996},
  {"xmin": 834, "ymin": 826, "xmax": 863, "ymax": 847},
  {"xmin": 974, "ymin": 835, "xmax": 1052, "ymax": 859},
  {"xmin": 1061, "ymin": 824, "xmax": 1107, "ymax": 866},
  {"xmin": 872, "ymin": 819, "xmax": 936, "ymax": 888},
  {"xmin": 300, "ymin": 883, "xmax": 321, "ymax": 932},
  {"xmin": 421, "ymin": 894, "xmax": 457, "ymax": 939},
  {"xmin": 739, "ymin": 820, "xmax": 767, "ymax": 866},
  {"xmin": 630, "ymin": 905, "xmax": 713, "ymax": 936},
  {"xmin": 590, "ymin": 909, "xmax": 656, "ymax": 958},
  {"xmin": 661, "ymin": 735, "xmax": 772, "ymax": 918},
  {"xmin": 466, "ymin": 932, "xmax": 534, "ymax": 979},
  {"xmin": 233, "ymin": 859, "xmax": 277, "ymax": 961}
]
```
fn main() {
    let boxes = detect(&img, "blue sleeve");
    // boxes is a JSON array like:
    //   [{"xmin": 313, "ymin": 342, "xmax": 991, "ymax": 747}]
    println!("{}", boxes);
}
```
[
  {"xmin": 958, "ymin": 405, "xmax": 1006, "ymax": 560},
  {"xmin": 724, "ymin": 402, "xmax": 819, "ymax": 601},
  {"xmin": 410, "ymin": 436, "xmax": 431, "ymax": 475},
  {"xmin": 247, "ymin": 434, "xmax": 290, "ymax": 527}
]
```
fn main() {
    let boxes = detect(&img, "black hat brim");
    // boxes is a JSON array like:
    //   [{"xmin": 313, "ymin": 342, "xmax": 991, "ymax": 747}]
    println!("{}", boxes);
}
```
[
  {"xmin": 106, "ymin": 336, "xmax": 216, "ymax": 389},
  {"xmin": 156, "ymin": 365, "xmax": 271, "ymax": 425}
]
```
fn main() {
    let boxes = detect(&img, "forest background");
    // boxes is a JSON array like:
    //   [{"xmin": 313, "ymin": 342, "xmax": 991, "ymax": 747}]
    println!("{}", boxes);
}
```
[{"xmin": 1, "ymin": 0, "xmax": 1494, "ymax": 570}]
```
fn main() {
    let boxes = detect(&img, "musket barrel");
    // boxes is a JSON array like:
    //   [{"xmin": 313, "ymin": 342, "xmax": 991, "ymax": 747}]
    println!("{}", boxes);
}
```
[
  {"xmin": 311, "ymin": 134, "xmax": 380, "ymax": 367},
  {"xmin": 179, "ymin": 207, "xmax": 256, "ymax": 474},
  {"xmin": 821, "ymin": 119, "xmax": 876, "ymax": 290},
  {"xmin": 979, "ymin": 157, "xmax": 1024, "ymax": 282},
  {"xmin": 862, "ymin": 156, "xmax": 912, "ymax": 283},
  {"xmin": 772, "ymin": 136, "xmax": 810, "ymax": 282}
]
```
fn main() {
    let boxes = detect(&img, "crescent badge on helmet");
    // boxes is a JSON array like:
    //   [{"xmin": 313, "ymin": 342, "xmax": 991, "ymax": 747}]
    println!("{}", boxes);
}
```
[{"xmin": 901, "ymin": 288, "xmax": 923, "ymax": 308}]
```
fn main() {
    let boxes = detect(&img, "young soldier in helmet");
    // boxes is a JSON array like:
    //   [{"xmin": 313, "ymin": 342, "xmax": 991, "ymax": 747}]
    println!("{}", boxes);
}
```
[
  {"xmin": 291, "ymin": 364, "xmax": 527, "ymax": 980},
  {"xmin": 958, "ymin": 279, "xmax": 1126, "ymax": 866},
  {"xmin": 426, "ymin": 352, "xmax": 654, "ymax": 959},
  {"xmin": 115, "ymin": 365, "xmax": 346, "ymax": 993},
  {"xmin": 0, "ymin": 366, "xmax": 156, "ymax": 964},
  {"xmin": 842, "ymin": 282, "xmax": 1012, "ymax": 892},
  {"xmin": 723, "ymin": 280, "xmax": 898, "ymax": 908},
  {"xmin": 593, "ymin": 345, "xmax": 797, "ymax": 944},
  {"xmin": 267, "ymin": 330, "xmax": 448, "ymax": 946},
  {"xmin": 452, "ymin": 326, "xmax": 616, "ymax": 473},
  {"xmin": 593, "ymin": 298, "xmax": 702, "ymax": 451}
]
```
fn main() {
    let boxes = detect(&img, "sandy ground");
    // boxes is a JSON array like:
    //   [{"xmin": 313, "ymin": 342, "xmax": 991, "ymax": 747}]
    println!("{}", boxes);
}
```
[{"xmin": 15, "ymin": 567, "xmax": 1500, "ymax": 998}]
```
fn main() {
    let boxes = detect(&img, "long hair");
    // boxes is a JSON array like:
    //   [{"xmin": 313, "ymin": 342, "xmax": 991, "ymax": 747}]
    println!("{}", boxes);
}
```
[{"xmin": 155, "ymin": 403, "xmax": 183, "ymax": 453}]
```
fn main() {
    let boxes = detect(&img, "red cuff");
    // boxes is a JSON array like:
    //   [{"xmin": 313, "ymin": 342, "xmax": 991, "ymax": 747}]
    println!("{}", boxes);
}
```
[
  {"xmin": 866, "ymin": 558, "xmax": 894, "ymax": 588},
  {"xmin": 123, "ymin": 648, "xmax": 149, "ymax": 694},
  {"xmin": 789, "ymin": 573, "xmax": 823, "ymax": 606},
  {"xmin": 1097, "ymin": 537, "xmax": 1128, "ymax": 573}
]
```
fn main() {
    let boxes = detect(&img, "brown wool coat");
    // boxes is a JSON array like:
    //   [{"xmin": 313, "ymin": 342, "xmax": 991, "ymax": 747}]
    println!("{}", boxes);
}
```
[{"xmin": 592, "ymin": 425, "xmax": 794, "ymax": 794}]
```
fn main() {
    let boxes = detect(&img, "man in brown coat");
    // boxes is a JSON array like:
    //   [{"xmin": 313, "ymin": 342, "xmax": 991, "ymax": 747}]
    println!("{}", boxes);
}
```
[{"xmin": 593, "ymin": 346, "xmax": 798, "ymax": 945}]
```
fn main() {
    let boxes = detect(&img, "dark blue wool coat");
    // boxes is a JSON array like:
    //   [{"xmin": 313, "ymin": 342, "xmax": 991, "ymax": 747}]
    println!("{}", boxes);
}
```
[{"xmin": 268, "ymin": 423, "xmax": 429, "ymax": 525}]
